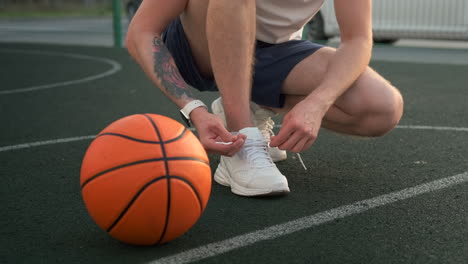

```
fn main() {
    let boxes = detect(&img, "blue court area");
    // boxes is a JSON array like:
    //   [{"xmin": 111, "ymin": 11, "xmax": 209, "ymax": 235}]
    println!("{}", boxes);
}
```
[{"xmin": 1, "ymin": 42, "xmax": 468, "ymax": 263}]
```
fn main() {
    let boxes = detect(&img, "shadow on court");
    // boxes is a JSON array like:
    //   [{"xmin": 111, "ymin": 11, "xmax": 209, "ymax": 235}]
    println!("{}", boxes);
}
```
[{"xmin": 1, "ymin": 43, "xmax": 467, "ymax": 264}]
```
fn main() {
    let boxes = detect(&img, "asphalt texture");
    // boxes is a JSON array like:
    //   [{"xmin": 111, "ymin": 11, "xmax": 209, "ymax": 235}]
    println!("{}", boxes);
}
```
[{"xmin": 0, "ymin": 42, "xmax": 468, "ymax": 264}]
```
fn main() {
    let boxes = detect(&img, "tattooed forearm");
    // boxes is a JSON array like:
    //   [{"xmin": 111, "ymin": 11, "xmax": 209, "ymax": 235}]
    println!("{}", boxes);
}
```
[{"xmin": 153, "ymin": 37, "xmax": 194, "ymax": 100}]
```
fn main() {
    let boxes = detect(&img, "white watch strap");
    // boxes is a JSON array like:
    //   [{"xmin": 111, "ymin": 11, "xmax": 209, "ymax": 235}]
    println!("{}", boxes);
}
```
[{"xmin": 180, "ymin": 100, "xmax": 207, "ymax": 120}]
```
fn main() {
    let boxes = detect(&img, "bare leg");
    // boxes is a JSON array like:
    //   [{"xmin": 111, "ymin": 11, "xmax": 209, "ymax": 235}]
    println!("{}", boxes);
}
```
[
  {"xmin": 271, "ymin": 47, "xmax": 404, "ymax": 137},
  {"xmin": 182, "ymin": 0, "xmax": 256, "ymax": 132}
]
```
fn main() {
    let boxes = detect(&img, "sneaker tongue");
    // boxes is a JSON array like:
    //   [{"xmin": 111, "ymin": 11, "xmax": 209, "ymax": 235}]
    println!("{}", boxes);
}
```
[
  {"xmin": 238, "ymin": 127, "xmax": 273, "ymax": 168},
  {"xmin": 238, "ymin": 127, "xmax": 264, "ymax": 141}
]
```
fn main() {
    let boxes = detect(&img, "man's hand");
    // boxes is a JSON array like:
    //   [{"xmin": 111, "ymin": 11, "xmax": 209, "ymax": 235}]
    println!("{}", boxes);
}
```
[
  {"xmin": 190, "ymin": 107, "xmax": 246, "ymax": 156},
  {"xmin": 270, "ymin": 99, "xmax": 328, "ymax": 153}
]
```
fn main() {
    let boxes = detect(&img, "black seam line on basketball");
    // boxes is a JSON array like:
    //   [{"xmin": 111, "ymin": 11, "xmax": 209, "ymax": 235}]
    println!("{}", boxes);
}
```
[
  {"xmin": 97, "ymin": 128, "xmax": 188, "ymax": 144},
  {"xmin": 106, "ymin": 176, "xmax": 167, "ymax": 232},
  {"xmin": 80, "ymin": 157, "xmax": 208, "ymax": 190},
  {"xmin": 170, "ymin": 176, "xmax": 204, "ymax": 212},
  {"xmin": 106, "ymin": 175, "xmax": 204, "ymax": 234},
  {"xmin": 142, "ymin": 114, "xmax": 171, "ymax": 244}
]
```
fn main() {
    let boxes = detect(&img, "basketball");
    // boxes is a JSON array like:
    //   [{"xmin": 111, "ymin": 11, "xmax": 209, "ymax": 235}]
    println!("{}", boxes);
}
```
[{"xmin": 80, "ymin": 114, "xmax": 211, "ymax": 245}]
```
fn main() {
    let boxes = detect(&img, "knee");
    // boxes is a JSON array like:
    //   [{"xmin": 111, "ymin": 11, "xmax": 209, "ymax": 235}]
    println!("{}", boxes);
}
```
[
  {"xmin": 357, "ymin": 85, "xmax": 404, "ymax": 137},
  {"xmin": 376, "ymin": 89, "xmax": 403, "ymax": 136}
]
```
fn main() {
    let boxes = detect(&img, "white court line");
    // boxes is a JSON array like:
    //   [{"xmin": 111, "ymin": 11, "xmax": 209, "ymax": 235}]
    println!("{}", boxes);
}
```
[
  {"xmin": 396, "ymin": 125, "xmax": 468, "ymax": 132},
  {"xmin": 0, "ymin": 49, "xmax": 122, "ymax": 95},
  {"xmin": 0, "ymin": 25, "xmax": 107, "ymax": 33},
  {"xmin": 0, "ymin": 135, "xmax": 96, "ymax": 152},
  {"xmin": 275, "ymin": 124, "xmax": 468, "ymax": 132},
  {"xmin": 152, "ymin": 171, "xmax": 468, "ymax": 264},
  {"xmin": 0, "ymin": 124, "xmax": 467, "ymax": 153}
]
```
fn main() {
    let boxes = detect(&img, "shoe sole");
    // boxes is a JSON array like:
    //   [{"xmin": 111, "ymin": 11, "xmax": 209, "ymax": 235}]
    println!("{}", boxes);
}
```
[{"xmin": 214, "ymin": 161, "xmax": 290, "ymax": 197}]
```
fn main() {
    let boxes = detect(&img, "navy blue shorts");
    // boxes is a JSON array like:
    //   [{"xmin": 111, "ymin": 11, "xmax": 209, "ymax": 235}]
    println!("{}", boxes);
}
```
[{"xmin": 163, "ymin": 18, "xmax": 323, "ymax": 108}]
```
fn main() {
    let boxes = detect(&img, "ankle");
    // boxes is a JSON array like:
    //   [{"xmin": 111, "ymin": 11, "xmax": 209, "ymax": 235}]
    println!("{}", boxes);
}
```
[
  {"xmin": 222, "ymin": 101, "xmax": 254, "ymax": 131},
  {"xmin": 225, "ymin": 111, "xmax": 254, "ymax": 131}
]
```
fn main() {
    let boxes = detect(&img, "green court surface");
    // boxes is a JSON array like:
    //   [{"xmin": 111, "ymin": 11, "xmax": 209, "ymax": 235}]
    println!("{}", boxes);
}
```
[{"xmin": 1, "ymin": 43, "xmax": 468, "ymax": 264}]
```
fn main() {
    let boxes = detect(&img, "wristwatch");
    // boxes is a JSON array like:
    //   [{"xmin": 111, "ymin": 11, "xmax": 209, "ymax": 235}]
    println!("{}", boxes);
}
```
[{"xmin": 179, "ymin": 100, "xmax": 207, "ymax": 127}]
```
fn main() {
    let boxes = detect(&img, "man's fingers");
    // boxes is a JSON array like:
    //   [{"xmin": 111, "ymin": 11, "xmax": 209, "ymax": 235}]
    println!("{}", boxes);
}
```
[
  {"xmin": 270, "ymin": 124, "xmax": 293, "ymax": 147},
  {"xmin": 302, "ymin": 137, "xmax": 315, "ymax": 152},
  {"xmin": 213, "ymin": 125, "xmax": 237, "ymax": 143},
  {"xmin": 277, "ymin": 131, "xmax": 303, "ymax": 151},
  {"xmin": 272, "ymin": 119, "xmax": 318, "ymax": 152},
  {"xmin": 211, "ymin": 123, "xmax": 247, "ymax": 145},
  {"xmin": 204, "ymin": 137, "xmax": 245, "ymax": 156},
  {"xmin": 225, "ymin": 138, "xmax": 245, "ymax": 156},
  {"xmin": 204, "ymin": 141, "xmax": 233, "ymax": 155},
  {"xmin": 291, "ymin": 136, "xmax": 310, "ymax": 153}
]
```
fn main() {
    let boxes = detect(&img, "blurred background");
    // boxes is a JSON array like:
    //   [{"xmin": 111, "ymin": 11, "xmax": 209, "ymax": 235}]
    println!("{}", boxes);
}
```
[
  {"xmin": 0, "ymin": 0, "xmax": 112, "ymax": 16},
  {"xmin": 1, "ymin": 0, "xmax": 468, "ymax": 48}
]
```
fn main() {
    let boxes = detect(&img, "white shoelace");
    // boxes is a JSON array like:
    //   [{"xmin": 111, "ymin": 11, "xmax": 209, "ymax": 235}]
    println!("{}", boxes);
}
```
[
  {"xmin": 294, "ymin": 153, "xmax": 308, "ymax": 171},
  {"xmin": 254, "ymin": 115, "xmax": 275, "ymax": 141},
  {"xmin": 242, "ymin": 138, "xmax": 275, "ymax": 168},
  {"xmin": 217, "ymin": 135, "xmax": 308, "ymax": 171}
]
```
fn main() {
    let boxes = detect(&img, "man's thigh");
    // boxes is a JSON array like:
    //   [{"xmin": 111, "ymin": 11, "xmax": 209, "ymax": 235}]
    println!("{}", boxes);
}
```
[
  {"xmin": 252, "ymin": 40, "xmax": 323, "ymax": 108},
  {"xmin": 281, "ymin": 46, "xmax": 400, "ymax": 117}
]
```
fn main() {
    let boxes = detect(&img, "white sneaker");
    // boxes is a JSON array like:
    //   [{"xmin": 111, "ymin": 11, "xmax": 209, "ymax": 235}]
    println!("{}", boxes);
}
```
[
  {"xmin": 214, "ymin": 127, "xmax": 290, "ymax": 196},
  {"xmin": 211, "ymin": 97, "xmax": 287, "ymax": 162}
]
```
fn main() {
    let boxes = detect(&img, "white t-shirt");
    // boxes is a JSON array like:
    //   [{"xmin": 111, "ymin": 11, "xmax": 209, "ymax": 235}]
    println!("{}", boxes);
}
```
[{"xmin": 256, "ymin": 0, "xmax": 325, "ymax": 44}]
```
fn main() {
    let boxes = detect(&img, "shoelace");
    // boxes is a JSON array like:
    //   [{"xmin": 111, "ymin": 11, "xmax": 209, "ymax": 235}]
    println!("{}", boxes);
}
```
[
  {"xmin": 294, "ymin": 153, "xmax": 307, "ymax": 171},
  {"xmin": 216, "ymin": 133, "xmax": 308, "ymax": 171},
  {"xmin": 242, "ymin": 138, "xmax": 275, "ymax": 168},
  {"xmin": 254, "ymin": 113, "xmax": 275, "ymax": 140},
  {"xmin": 256, "ymin": 114, "xmax": 307, "ymax": 171},
  {"xmin": 258, "ymin": 119, "xmax": 275, "ymax": 140}
]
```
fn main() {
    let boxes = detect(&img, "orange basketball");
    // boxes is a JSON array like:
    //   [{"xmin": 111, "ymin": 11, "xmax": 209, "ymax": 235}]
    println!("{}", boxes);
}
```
[{"xmin": 80, "ymin": 114, "xmax": 211, "ymax": 245}]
